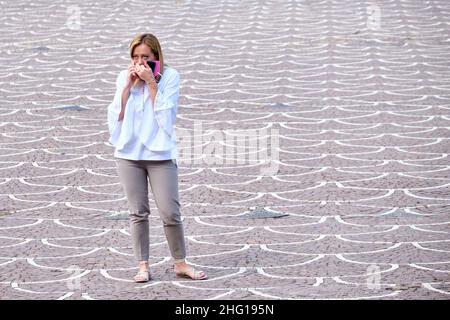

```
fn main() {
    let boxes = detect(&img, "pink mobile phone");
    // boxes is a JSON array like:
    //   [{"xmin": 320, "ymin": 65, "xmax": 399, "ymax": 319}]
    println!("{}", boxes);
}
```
[{"xmin": 147, "ymin": 60, "xmax": 161, "ymax": 76}]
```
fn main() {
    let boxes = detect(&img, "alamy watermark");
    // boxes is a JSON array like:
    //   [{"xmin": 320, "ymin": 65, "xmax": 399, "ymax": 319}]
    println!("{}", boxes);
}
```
[
  {"xmin": 366, "ymin": 264, "xmax": 381, "ymax": 290},
  {"xmin": 366, "ymin": 4, "xmax": 381, "ymax": 31},
  {"xmin": 66, "ymin": 265, "xmax": 83, "ymax": 290},
  {"xmin": 66, "ymin": 5, "xmax": 81, "ymax": 30},
  {"xmin": 176, "ymin": 121, "xmax": 280, "ymax": 176}
]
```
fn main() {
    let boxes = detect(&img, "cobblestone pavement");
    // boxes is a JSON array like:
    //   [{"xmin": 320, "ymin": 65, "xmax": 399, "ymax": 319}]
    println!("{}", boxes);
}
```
[{"xmin": 1, "ymin": 0, "xmax": 450, "ymax": 300}]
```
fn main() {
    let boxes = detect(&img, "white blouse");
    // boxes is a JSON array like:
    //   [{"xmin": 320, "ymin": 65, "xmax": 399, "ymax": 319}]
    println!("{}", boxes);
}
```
[{"xmin": 107, "ymin": 66, "xmax": 180, "ymax": 161}]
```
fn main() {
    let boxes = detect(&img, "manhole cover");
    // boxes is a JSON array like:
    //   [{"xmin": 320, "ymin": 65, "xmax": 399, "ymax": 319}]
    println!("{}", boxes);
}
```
[
  {"xmin": 241, "ymin": 207, "xmax": 289, "ymax": 219},
  {"xmin": 33, "ymin": 46, "xmax": 50, "ymax": 52},
  {"xmin": 57, "ymin": 105, "xmax": 88, "ymax": 111},
  {"xmin": 270, "ymin": 102, "xmax": 291, "ymax": 108},
  {"xmin": 0, "ymin": 211, "xmax": 14, "ymax": 217}
]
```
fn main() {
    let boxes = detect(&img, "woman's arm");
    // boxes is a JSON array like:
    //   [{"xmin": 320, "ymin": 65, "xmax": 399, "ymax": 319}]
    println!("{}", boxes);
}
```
[
  {"xmin": 107, "ymin": 70, "xmax": 130, "ymax": 146},
  {"xmin": 147, "ymin": 83, "xmax": 157, "ymax": 107},
  {"xmin": 118, "ymin": 85, "xmax": 132, "ymax": 121},
  {"xmin": 138, "ymin": 69, "xmax": 180, "ymax": 151},
  {"xmin": 117, "ymin": 63, "xmax": 139, "ymax": 121}
]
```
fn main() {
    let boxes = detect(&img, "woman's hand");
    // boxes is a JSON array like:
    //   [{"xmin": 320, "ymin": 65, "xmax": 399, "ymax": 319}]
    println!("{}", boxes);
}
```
[
  {"xmin": 135, "ymin": 61, "xmax": 156, "ymax": 88},
  {"xmin": 126, "ymin": 62, "xmax": 139, "ymax": 88}
]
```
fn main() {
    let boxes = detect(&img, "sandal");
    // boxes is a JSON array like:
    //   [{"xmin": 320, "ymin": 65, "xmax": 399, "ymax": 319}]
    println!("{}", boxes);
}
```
[
  {"xmin": 175, "ymin": 266, "xmax": 208, "ymax": 280},
  {"xmin": 133, "ymin": 270, "xmax": 151, "ymax": 283}
]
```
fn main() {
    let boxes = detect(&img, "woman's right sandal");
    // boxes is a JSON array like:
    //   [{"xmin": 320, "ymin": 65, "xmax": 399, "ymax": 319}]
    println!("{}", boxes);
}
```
[{"xmin": 134, "ymin": 270, "xmax": 151, "ymax": 283}]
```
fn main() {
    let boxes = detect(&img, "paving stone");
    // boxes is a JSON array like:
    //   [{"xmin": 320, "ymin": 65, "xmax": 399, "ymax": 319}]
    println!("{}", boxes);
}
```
[{"xmin": 1, "ymin": 0, "xmax": 449, "ymax": 300}]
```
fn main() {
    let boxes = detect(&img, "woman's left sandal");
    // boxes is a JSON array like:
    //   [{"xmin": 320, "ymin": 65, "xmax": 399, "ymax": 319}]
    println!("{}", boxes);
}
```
[{"xmin": 175, "ymin": 267, "xmax": 208, "ymax": 280}]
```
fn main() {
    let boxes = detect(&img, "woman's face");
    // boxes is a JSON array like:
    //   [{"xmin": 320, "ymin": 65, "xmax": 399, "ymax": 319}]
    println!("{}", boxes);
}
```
[{"xmin": 132, "ymin": 43, "xmax": 156, "ymax": 66}]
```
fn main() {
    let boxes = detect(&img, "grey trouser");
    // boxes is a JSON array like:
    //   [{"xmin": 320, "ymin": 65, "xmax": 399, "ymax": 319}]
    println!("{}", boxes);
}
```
[{"xmin": 115, "ymin": 158, "xmax": 186, "ymax": 263}]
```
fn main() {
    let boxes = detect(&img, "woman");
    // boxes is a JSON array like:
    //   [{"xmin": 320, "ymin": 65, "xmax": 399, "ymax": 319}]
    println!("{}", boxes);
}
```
[{"xmin": 107, "ymin": 33, "xmax": 207, "ymax": 283}]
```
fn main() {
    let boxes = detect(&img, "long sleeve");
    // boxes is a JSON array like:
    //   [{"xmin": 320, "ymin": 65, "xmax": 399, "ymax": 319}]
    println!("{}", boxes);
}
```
[
  {"xmin": 107, "ymin": 70, "xmax": 128, "ymax": 146},
  {"xmin": 139, "ymin": 69, "xmax": 180, "ymax": 151}
]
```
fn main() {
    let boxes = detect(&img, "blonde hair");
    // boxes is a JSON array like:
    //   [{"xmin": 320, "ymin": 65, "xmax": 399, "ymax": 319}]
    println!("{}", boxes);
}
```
[{"xmin": 129, "ymin": 33, "xmax": 166, "ymax": 84}]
